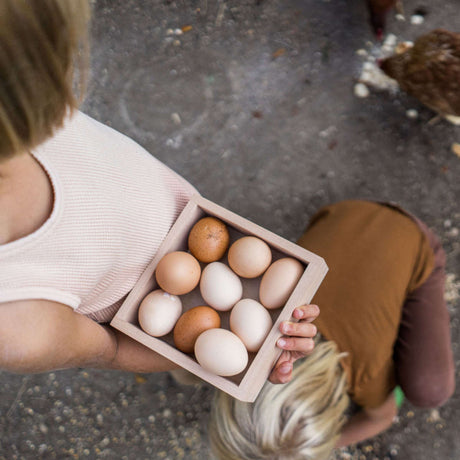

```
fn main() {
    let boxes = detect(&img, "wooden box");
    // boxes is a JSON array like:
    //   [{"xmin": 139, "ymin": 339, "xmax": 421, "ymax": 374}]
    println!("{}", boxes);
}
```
[{"xmin": 110, "ymin": 194, "xmax": 328, "ymax": 402}]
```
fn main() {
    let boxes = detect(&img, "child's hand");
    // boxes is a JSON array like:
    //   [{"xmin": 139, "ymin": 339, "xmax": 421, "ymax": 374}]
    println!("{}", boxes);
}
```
[{"xmin": 268, "ymin": 304, "xmax": 319, "ymax": 384}]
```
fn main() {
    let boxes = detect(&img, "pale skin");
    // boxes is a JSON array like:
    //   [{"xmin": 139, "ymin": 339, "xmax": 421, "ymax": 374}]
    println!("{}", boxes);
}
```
[
  {"xmin": 0, "ymin": 151, "xmax": 396, "ymax": 445},
  {"xmin": 0, "ymin": 152, "xmax": 317, "ymax": 382}
]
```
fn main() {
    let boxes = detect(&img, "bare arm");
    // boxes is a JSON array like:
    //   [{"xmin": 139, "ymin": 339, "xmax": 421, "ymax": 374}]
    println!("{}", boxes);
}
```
[
  {"xmin": 336, "ymin": 391, "xmax": 398, "ymax": 447},
  {"xmin": 0, "ymin": 300, "xmax": 179, "ymax": 374},
  {"xmin": 0, "ymin": 300, "xmax": 319, "ymax": 378}
]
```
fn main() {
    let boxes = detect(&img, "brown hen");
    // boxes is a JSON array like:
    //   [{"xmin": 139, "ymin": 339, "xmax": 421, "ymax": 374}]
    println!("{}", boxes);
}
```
[{"xmin": 380, "ymin": 29, "xmax": 460, "ymax": 124}]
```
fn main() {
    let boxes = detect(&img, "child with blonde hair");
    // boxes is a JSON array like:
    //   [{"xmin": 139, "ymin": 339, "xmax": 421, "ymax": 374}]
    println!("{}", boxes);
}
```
[
  {"xmin": 210, "ymin": 200, "xmax": 455, "ymax": 459},
  {"xmin": 0, "ymin": 0, "xmax": 317, "ymax": 382}
]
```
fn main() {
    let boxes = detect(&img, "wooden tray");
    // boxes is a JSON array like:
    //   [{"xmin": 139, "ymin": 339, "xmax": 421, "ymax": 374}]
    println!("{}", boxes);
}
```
[{"xmin": 111, "ymin": 194, "xmax": 328, "ymax": 402}]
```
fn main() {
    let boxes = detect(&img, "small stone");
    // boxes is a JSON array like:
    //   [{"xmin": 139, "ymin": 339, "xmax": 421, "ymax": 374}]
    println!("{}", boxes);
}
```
[
  {"xmin": 406, "ymin": 109, "xmax": 418, "ymax": 119},
  {"xmin": 26, "ymin": 441, "xmax": 36, "ymax": 451},
  {"xmin": 354, "ymin": 82, "xmax": 370, "ymax": 98},
  {"xmin": 171, "ymin": 113, "xmax": 181, "ymax": 125},
  {"xmin": 356, "ymin": 49, "xmax": 368, "ymax": 57},
  {"xmin": 448, "ymin": 228, "xmax": 459, "ymax": 237},
  {"xmin": 396, "ymin": 13, "xmax": 405, "ymax": 21},
  {"xmin": 406, "ymin": 410, "xmax": 414, "ymax": 418},
  {"xmin": 100, "ymin": 437, "xmax": 110, "ymax": 447},
  {"xmin": 444, "ymin": 220, "xmax": 452, "ymax": 228},
  {"xmin": 39, "ymin": 423, "xmax": 48, "ymax": 434},
  {"xmin": 410, "ymin": 14, "xmax": 425, "ymax": 24},
  {"xmin": 319, "ymin": 126, "xmax": 337, "ymax": 138},
  {"xmin": 174, "ymin": 28, "xmax": 183, "ymax": 35},
  {"xmin": 148, "ymin": 415, "xmax": 156, "ymax": 422},
  {"xmin": 363, "ymin": 62, "xmax": 374, "ymax": 71},
  {"xmin": 384, "ymin": 34, "xmax": 397, "ymax": 47}
]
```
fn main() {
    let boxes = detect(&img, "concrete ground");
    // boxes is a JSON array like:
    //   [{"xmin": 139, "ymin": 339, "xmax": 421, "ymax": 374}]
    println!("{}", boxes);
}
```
[{"xmin": 1, "ymin": 0, "xmax": 459, "ymax": 458}]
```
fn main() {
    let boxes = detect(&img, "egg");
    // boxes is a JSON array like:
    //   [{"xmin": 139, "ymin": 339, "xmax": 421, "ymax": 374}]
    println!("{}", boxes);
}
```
[
  {"xmin": 138, "ymin": 289, "xmax": 182, "ymax": 337},
  {"xmin": 230, "ymin": 299, "xmax": 273, "ymax": 352},
  {"xmin": 227, "ymin": 236, "xmax": 272, "ymax": 278},
  {"xmin": 259, "ymin": 257, "xmax": 304, "ymax": 309},
  {"xmin": 188, "ymin": 217, "xmax": 230, "ymax": 263},
  {"xmin": 194, "ymin": 328, "xmax": 248, "ymax": 376},
  {"xmin": 155, "ymin": 251, "xmax": 201, "ymax": 295},
  {"xmin": 173, "ymin": 306, "xmax": 221, "ymax": 353},
  {"xmin": 200, "ymin": 262, "xmax": 243, "ymax": 311}
]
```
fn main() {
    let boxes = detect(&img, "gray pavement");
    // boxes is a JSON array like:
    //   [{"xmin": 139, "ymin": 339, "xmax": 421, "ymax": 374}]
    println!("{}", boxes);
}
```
[{"xmin": 1, "ymin": 0, "xmax": 459, "ymax": 458}]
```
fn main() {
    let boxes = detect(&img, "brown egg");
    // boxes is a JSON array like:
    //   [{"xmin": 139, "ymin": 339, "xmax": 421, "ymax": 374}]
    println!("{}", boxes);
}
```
[
  {"xmin": 259, "ymin": 257, "xmax": 304, "ymax": 309},
  {"xmin": 155, "ymin": 251, "xmax": 201, "ymax": 295},
  {"xmin": 173, "ymin": 306, "xmax": 221, "ymax": 353},
  {"xmin": 188, "ymin": 217, "xmax": 230, "ymax": 263}
]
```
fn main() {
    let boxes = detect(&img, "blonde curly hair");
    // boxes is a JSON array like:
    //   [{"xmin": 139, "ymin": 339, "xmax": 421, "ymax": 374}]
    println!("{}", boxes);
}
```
[
  {"xmin": 0, "ymin": 0, "xmax": 90, "ymax": 159},
  {"xmin": 209, "ymin": 340, "xmax": 349, "ymax": 460}
]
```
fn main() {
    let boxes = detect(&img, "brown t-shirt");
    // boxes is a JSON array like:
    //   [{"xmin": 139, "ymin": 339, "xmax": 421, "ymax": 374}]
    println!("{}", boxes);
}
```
[{"xmin": 297, "ymin": 200, "xmax": 434, "ymax": 408}]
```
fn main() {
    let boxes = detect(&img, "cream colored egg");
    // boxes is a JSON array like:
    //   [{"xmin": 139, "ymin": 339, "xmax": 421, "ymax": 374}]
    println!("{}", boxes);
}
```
[
  {"xmin": 259, "ymin": 257, "xmax": 304, "ymax": 309},
  {"xmin": 228, "ymin": 236, "xmax": 272, "ymax": 278},
  {"xmin": 230, "ymin": 299, "xmax": 273, "ymax": 352},
  {"xmin": 138, "ymin": 289, "xmax": 182, "ymax": 337},
  {"xmin": 200, "ymin": 262, "xmax": 243, "ymax": 311},
  {"xmin": 194, "ymin": 328, "xmax": 248, "ymax": 376}
]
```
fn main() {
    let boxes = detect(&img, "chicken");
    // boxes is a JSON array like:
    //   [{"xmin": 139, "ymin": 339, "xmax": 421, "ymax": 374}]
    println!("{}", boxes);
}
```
[
  {"xmin": 379, "ymin": 29, "xmax": 460, "ymax": 124},
  {"xmin": 366, "ymin": 0, "xmax": 397, "ymax": 39}
]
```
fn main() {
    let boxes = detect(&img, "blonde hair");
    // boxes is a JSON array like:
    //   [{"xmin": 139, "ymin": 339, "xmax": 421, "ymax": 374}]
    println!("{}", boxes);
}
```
[
  {"xmin": 209, "ymin": 341, "xmax": 349, "ymax": 460},
  {"xmin": 0, "ymin": 0, "xmax": 91, "ymax": 160}
]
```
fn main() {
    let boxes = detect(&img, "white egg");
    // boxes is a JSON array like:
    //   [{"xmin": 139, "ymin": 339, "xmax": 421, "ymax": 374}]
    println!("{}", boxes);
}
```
[
  {"xmin": 230, "ymin": 299, "xmax": 273, "ymax": 352},
  {"xmin": 200, "ymin": 262, "xmax": 243, "ymax": 311},
  {"xmin": 138, "ymin": 289, "xmax": 182, "ymax": 337},
  {"xmin": 194, "ymin": 328, "xmax": 248, "ymax": 376}
]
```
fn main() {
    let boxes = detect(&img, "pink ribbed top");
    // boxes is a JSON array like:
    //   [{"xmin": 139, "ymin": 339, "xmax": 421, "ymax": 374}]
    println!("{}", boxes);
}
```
[{"xmin": 0, "ymin": 111, "xmax": 197, "ymax": 322}]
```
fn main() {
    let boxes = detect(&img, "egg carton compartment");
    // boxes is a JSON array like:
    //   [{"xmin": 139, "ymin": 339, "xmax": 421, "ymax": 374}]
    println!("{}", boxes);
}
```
[{"xmin": 111, "ymin": 194, "xmax": 328, "ymax": 402}]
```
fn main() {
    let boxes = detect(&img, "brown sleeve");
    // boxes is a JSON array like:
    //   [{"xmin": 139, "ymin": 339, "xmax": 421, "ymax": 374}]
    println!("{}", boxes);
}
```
[{"xmin": 407, "ymin": 228, "xmax": 435, "ymax": 293}]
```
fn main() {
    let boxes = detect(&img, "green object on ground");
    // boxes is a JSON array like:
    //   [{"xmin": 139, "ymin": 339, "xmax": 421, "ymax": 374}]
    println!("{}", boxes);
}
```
[{"xmin": 394, "ymin": 385, "xmax": 405, "ymax": 408}]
